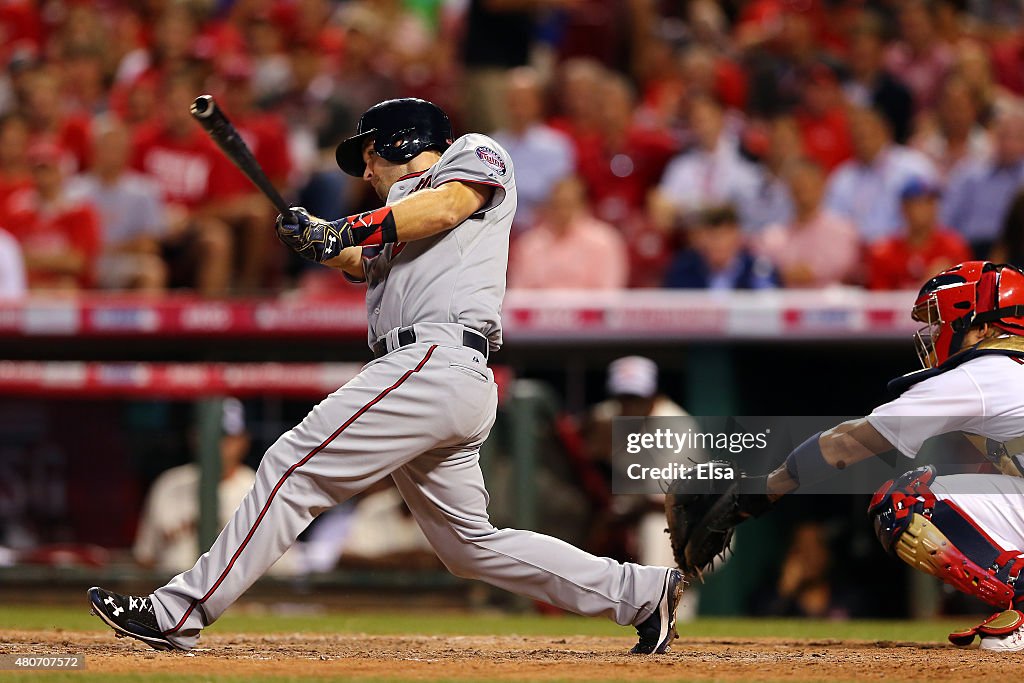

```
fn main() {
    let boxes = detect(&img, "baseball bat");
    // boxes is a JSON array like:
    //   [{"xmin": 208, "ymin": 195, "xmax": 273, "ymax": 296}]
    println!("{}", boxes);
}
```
[{"xmin": 189, "ymin": 95, "xmax": 293, "ymax": 221}]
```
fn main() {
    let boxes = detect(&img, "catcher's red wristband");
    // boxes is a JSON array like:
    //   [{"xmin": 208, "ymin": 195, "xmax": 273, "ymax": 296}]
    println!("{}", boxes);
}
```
[{"xmin": 341, "ymin": 206, "xmax": 398, "ymax": 248}]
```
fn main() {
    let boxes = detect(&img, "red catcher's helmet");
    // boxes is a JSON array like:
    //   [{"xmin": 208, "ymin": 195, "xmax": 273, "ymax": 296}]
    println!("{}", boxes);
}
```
[
  {"xmin": 912, "ymin": 261, "xmax": 988, "ymax": 369},
  {"xmin": 974, "ymin": 263, "xmax": 1024, "ymax": 335}
]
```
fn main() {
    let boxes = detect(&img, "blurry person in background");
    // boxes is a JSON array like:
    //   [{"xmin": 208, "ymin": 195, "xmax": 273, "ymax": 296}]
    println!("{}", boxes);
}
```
[
  {"xmin": 794, "ymin": 63, "xmax": 852, "ymax": 173},
  {"xmin": 549, "ymin": 58, "xmax": 606, "ymax": 151},
  {"xmin": 991, "ymin": 188, "xmax": 1024, "ymax": 268},
  {"xmin": 867, "ymin": 178, "xmax": 971, "ymax": 290},
  {"xmin": 883, "ymin": 0, "xmax": 954, "ymax": 114},
  {"xmin": 842, "ymin": 12, "xmax": 914, "ymax": 144},
  {"xmin": 205, "ymin": 56, "xmax": 291, "ymax": 292},
  {"xmin": 573, "ymin": 74, "xmax": 677, "ymax": 228},
  {"xmin": 1, "ymin": 142, "xmax": 100, "ymax": 291},
  {"xmin": 0, "ymin": 114, "xmax": 31, "ymax": 206},
  {"xmin": 131, "ymin": 72, "xmax": 231, "ymax": 295},
  {"xmin": 910, "ymin": 74, "xmax": 991, "ymax": 182},
  {"xmin": 0, "ymin": 227, "xmax": 26, "ymax": 298},
  {"xmin": 824, "ymin": 106, "xmax": 937, "ymax": 244},
  {"xmin": 941, "ymin": 106, "xmax": 1024, "ymax": 258},
  {"xmin": 584, "ymin": 357, "xmax": 696, "ymax": 616},
  {"xmin": 732, "ymin": 115, "xmax": 798, "ymax": 234},
  {"xmin": 755, "ymin": 159, "xmax": 859, "ymax": 288},
  {"xmin": 662, "ymin": 204, "xmax": 777, "ymax": 290},
  {"xmin": 508, "ymin": 175, "xmax": 628, "ymax": 290},
  {"xmin": 17, "ymin": 67, "xmax": 92, "ymax": 174},
  {"xmin": 753, "ymin": 522, "xmax": 860, "ymax": 619},
  {"xmin": 953, "ymin": 42, "xmax": 1017, "ymax": 126},
  {"xmin": 491, "ymin": 67, "xmax": 575, "ymax": 234},
  {"xmin": 134, "ymin": 398, "xmax": 297, "ymax": 577},
  {"xmin": 68, "ymin": 118, "xmax": 167, "ymax": 292},
  {"xmin": 650, "ymin": 96, "xmax": 760, "ymax": 233}
]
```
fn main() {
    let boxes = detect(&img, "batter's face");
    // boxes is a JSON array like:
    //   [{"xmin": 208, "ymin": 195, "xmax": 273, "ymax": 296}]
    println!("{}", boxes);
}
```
[{"xmin": 362, "ymin": 139, "xmax": 404, "ymax": 200}]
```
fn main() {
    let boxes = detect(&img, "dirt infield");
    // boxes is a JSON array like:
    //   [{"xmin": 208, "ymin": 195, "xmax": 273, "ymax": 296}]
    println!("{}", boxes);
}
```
[{"xmin": 0, "ymin": 628, "xmax": 1009, "ymax": 682}]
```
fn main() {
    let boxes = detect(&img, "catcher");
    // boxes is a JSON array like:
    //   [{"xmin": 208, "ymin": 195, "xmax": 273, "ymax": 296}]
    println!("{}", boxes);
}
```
[{"xmin": 668, "ymin": 261, "xmax": 1024, "ymax": 651}]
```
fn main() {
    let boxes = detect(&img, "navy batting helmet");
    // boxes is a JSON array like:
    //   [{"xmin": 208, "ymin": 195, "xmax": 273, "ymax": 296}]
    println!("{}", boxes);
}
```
[{"xmin": 335, "ymin": 98, "xmax": 453, "ymax": 177}]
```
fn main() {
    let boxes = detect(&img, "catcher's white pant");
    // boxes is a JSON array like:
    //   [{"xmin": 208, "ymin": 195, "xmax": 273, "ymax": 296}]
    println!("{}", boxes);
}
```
[
  {"xmin": 931, "ymin": 474, "xmax": 1024, "ymax": 551},
  {"xmin": 150, "ymin": 326, "xmax": 668, "ymax": 649}
]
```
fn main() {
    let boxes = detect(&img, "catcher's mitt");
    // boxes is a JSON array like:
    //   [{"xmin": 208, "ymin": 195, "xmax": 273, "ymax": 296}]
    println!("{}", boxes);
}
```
[{"xmin": 664, "ymin": 463, "xmax": 772, "ymax": 578}]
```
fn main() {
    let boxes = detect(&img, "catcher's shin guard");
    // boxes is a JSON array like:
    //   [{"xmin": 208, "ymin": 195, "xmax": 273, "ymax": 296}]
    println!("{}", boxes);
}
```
[{"xmin": 868, "ymin": 467, "xmax": 1024, "ymax": 609}]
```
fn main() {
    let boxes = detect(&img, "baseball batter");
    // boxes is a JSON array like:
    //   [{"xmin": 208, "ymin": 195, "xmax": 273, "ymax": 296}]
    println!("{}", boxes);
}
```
[
  {"xmin": 669, "ymin": 260, "xmax": 1024, "ymax": 651},
  {"xmin": 89, "ymin": 98, "xmax": 683, "ymax": 654}
]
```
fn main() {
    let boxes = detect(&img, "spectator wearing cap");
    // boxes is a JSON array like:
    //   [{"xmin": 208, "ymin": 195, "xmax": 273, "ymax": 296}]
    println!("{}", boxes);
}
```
[
  {"xmin": 842, "ymin": 13, "xmax": 914, "ymax": 144},
  {"xmin": 491, "ymin": 68, "xmax": 575, "ymax": 234},
  {"xmin": 650, "ymin": 96, "xmax": 761, "ymax": 233},
  {"xmin": 883, "ymin": 0, "xmax": 955, "ymax": 113},
  {"xmin": 823, "ymin": 107, "xmax": 937, "ymax": 244},
  {"xmin": 585, "ymin": 356, "xmax": 689, "ymax": 565},
  {"xmin": 2, "ymin": 142, "xmax": 100, "ymax": 290},
  {"xmin": 0, "ymin": 227, "xmax": 26, "ymax": 298},
  {"xmin": 867, "ymin": 178, "xmax": 970, "ymax": 290},
  {"xmin": 941, "ymin": 106, "xmax": 1024, "ymax": 258},
  {"xmin": 755, "ymin": 159, "xmax": 859, "ymax": 288},
  {"xmin": 508, "ymin": 176, "xmax": 628, "ymax": 290},
  {"xmin": 68, "ymin": 118, "xmax": 168, "ymax": 292},
  {"xmin": 662, "ymin": 204, "xmax": 778, "ymax": 290},
  {"xmin": 134, "ymin": 398, "xmax": 298, "ymax": 576}
]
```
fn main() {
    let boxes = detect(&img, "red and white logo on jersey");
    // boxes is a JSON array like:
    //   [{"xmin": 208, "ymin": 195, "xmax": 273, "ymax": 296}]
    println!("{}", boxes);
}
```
[{"xmin": 475, "ymin": 146, "xmax": 506, "ymax": 176}]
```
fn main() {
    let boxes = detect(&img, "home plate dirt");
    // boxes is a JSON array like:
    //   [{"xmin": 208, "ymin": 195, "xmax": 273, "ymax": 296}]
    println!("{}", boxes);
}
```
[{"xmin": 0, "ymin": 629, "xmax": 1007, "ymax": 681}]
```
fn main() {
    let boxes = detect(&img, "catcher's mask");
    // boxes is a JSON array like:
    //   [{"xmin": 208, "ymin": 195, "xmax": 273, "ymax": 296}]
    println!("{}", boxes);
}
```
[
  {"xmin": 335, "ymin": 98, "xmax": 453, "ymax": 177},
  {"xmin": 911, "ymin": 261, "xmax": 988, "ymax": 369},
  {"xmin": 974, "ymin": 262, "xmax": 1024, "ymax": 336}
]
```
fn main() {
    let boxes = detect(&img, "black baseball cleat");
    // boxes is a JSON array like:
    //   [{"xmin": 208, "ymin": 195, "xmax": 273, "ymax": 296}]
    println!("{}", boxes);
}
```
[
  {"xmin": 88, "ymin": 587, "xmax": 180, "ymax": 651},
  {"xmin": 630, "ymin": 568, "xmax": 684, "ymax": 654}
]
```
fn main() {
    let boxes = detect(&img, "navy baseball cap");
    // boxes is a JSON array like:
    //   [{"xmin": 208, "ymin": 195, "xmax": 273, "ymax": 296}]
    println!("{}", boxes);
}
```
[{"xmin": 900, "ymin": 177, "xmax": 941, "ymax": 201}]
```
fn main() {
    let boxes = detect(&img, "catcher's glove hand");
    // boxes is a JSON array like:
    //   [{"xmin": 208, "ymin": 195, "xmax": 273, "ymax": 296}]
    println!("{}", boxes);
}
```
[{"xmin": 665, "ymin": 463, "xmax": 774, "ymax": 578}]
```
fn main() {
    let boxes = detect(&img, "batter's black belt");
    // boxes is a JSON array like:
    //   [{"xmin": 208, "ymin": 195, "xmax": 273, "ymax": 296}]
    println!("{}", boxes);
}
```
[{"xmin": 372, "ymin": 326, "xmax": 490, "ymax": 360}]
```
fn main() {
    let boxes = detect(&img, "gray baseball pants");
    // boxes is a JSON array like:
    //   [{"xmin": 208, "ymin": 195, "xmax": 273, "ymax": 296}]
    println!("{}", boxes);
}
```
[{"xmin": 150, "ymin": 323, "xmax": 669, "ymax": 649}]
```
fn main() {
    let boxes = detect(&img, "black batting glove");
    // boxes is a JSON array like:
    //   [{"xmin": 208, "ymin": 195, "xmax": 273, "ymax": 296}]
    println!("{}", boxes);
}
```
[{"xmin": 275, "ymin": 207, "xmax": 351, "ymax": 263}]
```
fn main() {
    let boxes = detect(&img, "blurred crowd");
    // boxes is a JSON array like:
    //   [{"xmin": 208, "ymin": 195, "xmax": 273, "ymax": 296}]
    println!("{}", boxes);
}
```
[{"xmin": 1, "ymin": 0, "xmax": 1024, "ymax": 297}]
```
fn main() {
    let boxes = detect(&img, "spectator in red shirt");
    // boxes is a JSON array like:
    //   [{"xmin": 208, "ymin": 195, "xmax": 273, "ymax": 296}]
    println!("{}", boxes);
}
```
[
  {"xmin": 794, "ymin": 63, "xmax": 852, "ymax": 172},
  {"xmin": 206, "ymin": 57, "xmax": 292, "ymax": 291},
  {"xmin": 3, "ymin": 142, "xmax": 100, "ymax": 290},
  {"xmin": 18, "ymin": 67, "xmax": 92, "ymax": 173},
  {"xmin": 131, "ymin": 72, "xmax": 231, "ymax": 295},
  {"xmin": 0, "ymin": 114, "xmax": 32, "ymax": 207},
  {"xmin": 573, "ymin": 74, "xmax": 677, "ymax": 226},
  {"xmin": 867, "ymin": 178, "xmax": 971, "ymax": 290}
]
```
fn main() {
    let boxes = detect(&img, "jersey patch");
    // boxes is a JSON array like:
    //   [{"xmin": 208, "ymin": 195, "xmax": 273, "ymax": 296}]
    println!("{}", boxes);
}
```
[{"xmin": 475, "ymin": 146, "xmax": 506, "ymax": 176}]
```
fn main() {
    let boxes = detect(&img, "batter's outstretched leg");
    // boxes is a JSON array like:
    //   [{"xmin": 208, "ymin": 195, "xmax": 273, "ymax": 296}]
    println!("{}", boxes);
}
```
[{"xmin": 393, "ymin": 447, "xmax": 684, "ymax": 652}]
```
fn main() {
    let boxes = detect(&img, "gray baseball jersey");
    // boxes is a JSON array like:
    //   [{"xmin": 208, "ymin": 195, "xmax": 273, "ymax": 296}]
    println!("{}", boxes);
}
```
[
  {"xmin": 362, "ymin": 133, "xmax": 516, "ymax": 350},
  {"xmin": 147, "ymin": 132, "xmax": 671, "ymax": 650}
]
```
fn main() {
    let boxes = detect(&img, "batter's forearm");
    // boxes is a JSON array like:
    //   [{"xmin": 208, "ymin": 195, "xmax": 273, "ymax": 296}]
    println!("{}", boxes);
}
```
[{"xmin": 324, "ymin": 246, "xmax": 365, "ymax": 280}]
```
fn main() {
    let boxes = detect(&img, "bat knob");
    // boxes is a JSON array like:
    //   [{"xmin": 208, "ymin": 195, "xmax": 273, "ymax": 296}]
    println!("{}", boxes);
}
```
[{"xmin": 190, "ymin": 95, "xmax": 215, "ymax": 119}]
